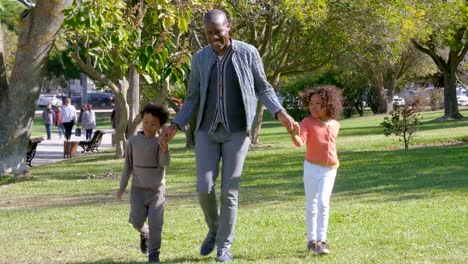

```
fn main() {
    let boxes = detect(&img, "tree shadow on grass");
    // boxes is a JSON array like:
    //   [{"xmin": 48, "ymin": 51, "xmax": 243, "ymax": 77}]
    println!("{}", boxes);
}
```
[
  {"xmin": 1, "ymin": 192, "xmax": 119, "ymax": 210},
  {"xmin": 339, "ymin": 125, "xmax": 385, "ymax": 137},
  {"xmin": 237, "ymin": 143, "xmax": 468, "ymax": 205},
  {"xmin": 72, "ymin": 260, "xmax": 145, "ymax": 264},
  {"xmin": 71, "ymin": 256, "xmax": 208, "ymax": 264},
  {"xmin": 14, "ymin": 141, "xmax": 468, "ymax": 209},
  {"xmin": 419, "ymin": 117, "xmax": 468, "ymax": 132},
  {"xmin": 0, "ymin": 175, "xmax": 41, "ymax": 186}
]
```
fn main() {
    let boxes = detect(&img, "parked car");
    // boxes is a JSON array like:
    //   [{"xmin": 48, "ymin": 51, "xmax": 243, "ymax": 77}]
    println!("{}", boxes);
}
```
[
  {"xmin": 87, "ymin": 92, "xmax": 114, "ymax": 107},
  {"xmin": 69, "ymin": 92, "xmax": 114, "ymax": 108},
  {"xmin": 457, "ymin": 95, "xmax": 468, "ymax": 106},
  {"xmin": 393, "ymin": 95, "xmax": 405, "ymax": 106},
  {"xmin": 36, "ymin": 94, "xmax": 62, "ymax": 108}
]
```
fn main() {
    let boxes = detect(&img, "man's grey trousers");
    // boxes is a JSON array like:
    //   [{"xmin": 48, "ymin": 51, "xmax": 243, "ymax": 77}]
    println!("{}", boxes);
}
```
[{"xmin": 195, "ymin": 127, "xmax": 250, "ymax": 251}]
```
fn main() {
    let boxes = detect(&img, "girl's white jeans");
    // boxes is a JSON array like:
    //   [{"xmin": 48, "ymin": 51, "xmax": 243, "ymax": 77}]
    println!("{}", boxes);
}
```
[{"xmin": 303, "ymin": 160, "xmax": 337, "ymax": 241}]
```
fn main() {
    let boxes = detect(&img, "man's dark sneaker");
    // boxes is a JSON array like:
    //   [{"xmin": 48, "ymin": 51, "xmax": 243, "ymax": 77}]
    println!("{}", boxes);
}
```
[
  {"xmin": 200, "ymin": 232, "xmax": 216, "ymax": 256},
  {"xmin": 140, "ymin": 234, "xmax": 148, "ymax": 254},
  {"xmin": 148, "ymin": 251, "xmax": 160, "ymax": 264},
  {"xmin": 307, "ymin": 240, "xmax": 317, "ymax": 252},
  {"xmin": 315, "ymin": 241, "xmax": 330, "ymax": 254},
  {"xmin": 216, "ymin": 249, "xmax": 232, "ymax": 262}
]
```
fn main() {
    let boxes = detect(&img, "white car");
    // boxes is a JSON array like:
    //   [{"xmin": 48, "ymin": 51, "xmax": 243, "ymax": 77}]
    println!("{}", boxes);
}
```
[
  {"xmin": 457, "ymin": 95, "xmax": 468, "ymax": 106},
  {"xmin": 37, "ymin": 94, "xmax": 63, "ymax": 108},
  {"xmin": 393, "ymin": 95, "xmax": 405, "ymax": 106}
]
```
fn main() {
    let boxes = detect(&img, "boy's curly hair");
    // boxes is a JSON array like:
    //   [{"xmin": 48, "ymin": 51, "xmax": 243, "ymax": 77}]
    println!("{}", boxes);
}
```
[
  {"xmin": 299, "ymin": 85, "xmax": 343, "ymax": 119},
  {"xmin": 140, "ymin": 103, "xmax": 170, "ymax": 125}
]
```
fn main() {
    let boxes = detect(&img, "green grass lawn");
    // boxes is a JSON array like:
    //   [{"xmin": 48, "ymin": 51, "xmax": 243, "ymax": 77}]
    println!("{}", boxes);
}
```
[{"xmin": 1, "ymin": 109, "xmax": 467, "ymax": 263}]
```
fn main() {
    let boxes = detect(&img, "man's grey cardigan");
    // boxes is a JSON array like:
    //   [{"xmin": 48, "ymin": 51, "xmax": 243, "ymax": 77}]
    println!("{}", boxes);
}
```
[{"xmin": 172, "ymin": 39, "xmax": 284, "ymax": 133}]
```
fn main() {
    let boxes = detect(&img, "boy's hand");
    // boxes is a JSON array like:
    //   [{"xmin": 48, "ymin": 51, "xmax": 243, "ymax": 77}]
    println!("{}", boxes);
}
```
[
  {"xmin": 116, "ymin": 189, "xmax": 125, "ymax": 200},
  {"xmin": 159, "ymin": 140, "xmax": 169, "ymax": 153}
]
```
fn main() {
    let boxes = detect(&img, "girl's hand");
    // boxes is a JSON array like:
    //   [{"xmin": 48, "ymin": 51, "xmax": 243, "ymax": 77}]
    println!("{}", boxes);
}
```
[{"xmin": 289, "ymin": 122, "xmax": 300, "ymax": 135}]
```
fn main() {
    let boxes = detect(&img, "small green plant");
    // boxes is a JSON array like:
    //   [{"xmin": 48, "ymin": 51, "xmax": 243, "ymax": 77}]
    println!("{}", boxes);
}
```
[{"xmin": 381, "ymin": 101, "xmax": 422, "ymax": 149}]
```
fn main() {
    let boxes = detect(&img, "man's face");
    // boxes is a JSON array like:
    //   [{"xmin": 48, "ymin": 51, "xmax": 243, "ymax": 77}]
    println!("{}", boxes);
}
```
[{"xmin": 204, "ymin": 20, "xmax": 231, "ymax": 55}]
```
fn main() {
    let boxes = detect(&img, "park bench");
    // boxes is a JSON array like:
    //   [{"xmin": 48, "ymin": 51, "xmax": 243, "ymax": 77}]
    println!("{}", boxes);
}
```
[
  {"xmin": 79, "ymin": 130, "xmax": 105, "ymax": 153},
  {"xmin": 27, "ymin": 137, "xmax": 45, "ymax": 167}
]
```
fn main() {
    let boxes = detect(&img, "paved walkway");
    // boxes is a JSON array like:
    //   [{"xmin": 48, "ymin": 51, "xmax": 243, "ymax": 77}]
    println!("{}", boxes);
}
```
[{"xmin": 31, "ymin": 130, "xmax": 114, "ymax": 166}]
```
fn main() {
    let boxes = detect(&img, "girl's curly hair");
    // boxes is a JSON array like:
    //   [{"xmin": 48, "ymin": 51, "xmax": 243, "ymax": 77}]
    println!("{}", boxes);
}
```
[{"xmin": 299, "ymin": 85, "xmax": 344, "ymax": 119}]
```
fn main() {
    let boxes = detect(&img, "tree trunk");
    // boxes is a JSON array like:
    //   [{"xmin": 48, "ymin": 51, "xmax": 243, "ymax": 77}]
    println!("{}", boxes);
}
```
[
  {"xmin": 113, "ymin": 79, "xmax": 130, "ymax": 159},
  {"xmin": 375, "ymin": 73, "xmax": 388, "ymax": 114},
  {"xmin": 250, "ymin": 102, "xmax": 265, "ymax": 145},
  {"xmin": 411, "ymin": 38, "xmax": 465, "ymax": 119},
  {"xmin": 0, "ymin": 22, "xmax": 7, "ymax": 89},
  {"xmin": 127, "ymin": 65, "xmax": 140, "ymax": 136},
  {"xmin": 385, "ymin": 76, "xmax": 397, "ymax": 113},
  {"xmin": 443, "ymin": 69, "xmax": 462, "ymax": 119},
  {"xmin": 0, "ymin": 0, "xmax": 73, "ymax": 176}
]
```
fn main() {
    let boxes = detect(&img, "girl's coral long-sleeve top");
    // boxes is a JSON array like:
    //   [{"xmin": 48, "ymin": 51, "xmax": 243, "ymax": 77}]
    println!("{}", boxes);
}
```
[{"xmin": 299, "ymin": 117, "xmax": 340, "ymax": 168}]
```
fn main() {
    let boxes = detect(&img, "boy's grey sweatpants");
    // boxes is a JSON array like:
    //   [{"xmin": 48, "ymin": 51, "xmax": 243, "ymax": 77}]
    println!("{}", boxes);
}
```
[
  {"xmin": 195, "ymin": 128, "xmax": 250, "ymax": 251},
  {"xmin": 129, "ymin": 186, "xmax": 165, "ymax": 254}
]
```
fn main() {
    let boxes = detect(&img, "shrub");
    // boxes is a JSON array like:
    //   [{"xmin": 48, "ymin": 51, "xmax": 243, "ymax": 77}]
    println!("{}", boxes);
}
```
[{"xmin": 381, "ymin": 99, "xmax": 423, "ymax": 150}]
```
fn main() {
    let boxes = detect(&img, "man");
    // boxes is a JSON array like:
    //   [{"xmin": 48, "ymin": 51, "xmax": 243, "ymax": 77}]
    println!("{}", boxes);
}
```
[{"xmin": 160, "ymin": 9, "xmax": 295, "ymax": 262}]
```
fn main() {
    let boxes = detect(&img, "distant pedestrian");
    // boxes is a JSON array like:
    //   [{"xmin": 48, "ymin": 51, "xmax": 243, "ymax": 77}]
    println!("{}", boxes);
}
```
[
  {"xmin": 116, "ymin": 103, "xmax": 170, "ymax": 264},
  {"xmin": 42, "ymin": 103, "xmax": 55, "ymax": 140},
  {"xmin": 60, "ymin": 98, "xmax": 78, "ymax": 141},
  {"xmin": 288, "ymin": 85, "xmax": 343, "ymax": 255},
  {"xmin": 78, "ymin": 104, "xmax": 87, "ymax": 125},
  {"xmin": 82, "ymin": 104, "xmax": 96, "ymax": 140},
  {"xmin": 55, "ymin": 106, "xmax": 65, "ymax": 140},
  {"xmin": 111, "ymin": 109, "xmax": 116, "ymax": 129}
]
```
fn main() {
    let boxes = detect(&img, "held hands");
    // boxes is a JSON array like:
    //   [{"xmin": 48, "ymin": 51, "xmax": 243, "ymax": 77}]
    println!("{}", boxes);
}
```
[
  {"xmin": 276, "ymin": 110, "xmax": 295, "ymax": 131},
  {"xmin": 289, "ymin": 121, "xmax": 300, "ymax": 136},
  {"xmin": 159, "ymin": 123, "xmax": 179, "ymax": 146},
  {"xmin": 276, "ymin": 110, "xmax": 299, "ymax": 135}
]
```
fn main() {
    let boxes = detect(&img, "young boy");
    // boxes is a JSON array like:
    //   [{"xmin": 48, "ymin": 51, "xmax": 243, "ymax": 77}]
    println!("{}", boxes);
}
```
[{"xmin": 116, "ymin": 103, "xmax": 170, "ymax": 264}]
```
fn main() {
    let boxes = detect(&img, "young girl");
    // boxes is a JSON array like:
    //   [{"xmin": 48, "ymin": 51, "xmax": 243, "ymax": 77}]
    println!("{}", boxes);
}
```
[{"xmin": 289, "ymin": 85, "xmax": 343, "ymax": 255}]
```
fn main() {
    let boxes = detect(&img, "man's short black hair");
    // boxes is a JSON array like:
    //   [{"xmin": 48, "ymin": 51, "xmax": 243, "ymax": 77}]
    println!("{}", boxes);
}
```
[
  {"xmin": 204, "ymin": 9, "xmax": 230, "ymax": 24},
  {"xmin": 140, "ymin": 103, "xmax": 170, "ymax": 125}
]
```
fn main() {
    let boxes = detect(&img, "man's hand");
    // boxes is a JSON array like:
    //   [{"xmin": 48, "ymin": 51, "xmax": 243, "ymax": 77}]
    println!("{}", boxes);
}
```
[
  {"xmin": 289, "ymin": 121, "xmax": 300, "ymax": 135},
  {"xmin": 160, "ymin": 123, "xmax": 179, "ymax": 143},
  {"xmin": 276, "ymin": 110, "xmax": 296, "ymax": 131},
  {"xmin": 116, "ymin": 189, "xmax": 125, "ymax": 200}
]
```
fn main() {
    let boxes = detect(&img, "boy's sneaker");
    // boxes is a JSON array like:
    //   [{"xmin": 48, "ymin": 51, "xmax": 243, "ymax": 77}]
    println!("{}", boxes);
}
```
[
  {"xmin": 200, "ymin": 232, "xmax": 216, "ymax": 256},
  {"xmin": 315, "ymin": 241, "xmax": 330, "ymax": 254},
  {"xmin": 140, "ymin": 234, "xmax": 148, "ymax": 254},
  {"xmin": 216, "ymin": 249, "xmax": 232, "ymax": 262},
  {"xmin": 307, "ymin": 240, "xmax": 317, "ymax": 252},
  {"xmin": 148, "ymin": 251, "xmax": 160, "ymax": 263}
]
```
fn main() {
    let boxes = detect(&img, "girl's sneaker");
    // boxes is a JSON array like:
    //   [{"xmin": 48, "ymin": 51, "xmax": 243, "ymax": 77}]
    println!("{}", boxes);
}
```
[
  {"xmin": 315, "ymin": 241, "xmax": 330, "ymax": 254},
  {"xmin": 307, "ymin": 240, "xmax": 317, "ymax": 252}
]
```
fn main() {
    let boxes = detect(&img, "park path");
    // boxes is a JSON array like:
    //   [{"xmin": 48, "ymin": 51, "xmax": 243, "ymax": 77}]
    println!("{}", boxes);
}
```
[
  {"xmin": 32, "ymin": 109, "xmax": 114, "ymax": 166},
  {"xmin": 31, "ymin": 130, "xmax": 114, "ymax": 166}
]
